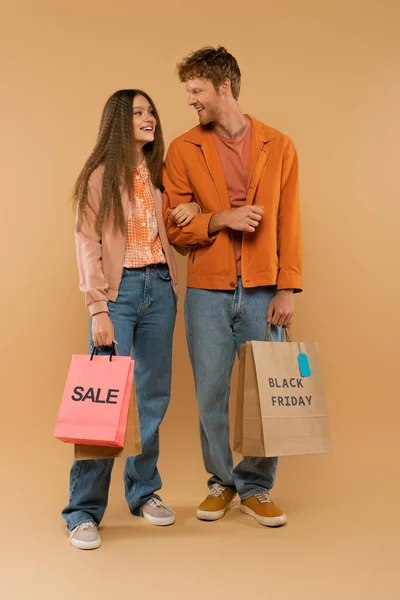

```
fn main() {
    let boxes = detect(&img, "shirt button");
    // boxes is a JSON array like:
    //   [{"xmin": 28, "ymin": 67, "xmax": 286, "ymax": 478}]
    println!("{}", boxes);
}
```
[
  {"xmin": 141, "ymin": 222, "xmax": 146, "ymax": 227},
  {"xmin": 230, "ymin": 282, "xmax": 236, "ymax": 288},
  {"xmin": 135, "ymin": 176, "xmax": 140, "ymax": 180}
]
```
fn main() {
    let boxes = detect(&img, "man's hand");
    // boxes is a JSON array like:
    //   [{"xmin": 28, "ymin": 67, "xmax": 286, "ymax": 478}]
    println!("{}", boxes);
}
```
[
  {"xmin": 209, "ymin": 205, "xmax": 263, "ymax": 235},
  {"xmin": 267, "ymin": 290, "xmax": 295, "ymax": 328}
]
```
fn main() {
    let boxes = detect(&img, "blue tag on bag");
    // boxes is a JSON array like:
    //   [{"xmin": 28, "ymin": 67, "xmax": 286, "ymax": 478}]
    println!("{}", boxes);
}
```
[{"xmin": 298, "ymin": 353, "xmax": 311, "ymax": 377}]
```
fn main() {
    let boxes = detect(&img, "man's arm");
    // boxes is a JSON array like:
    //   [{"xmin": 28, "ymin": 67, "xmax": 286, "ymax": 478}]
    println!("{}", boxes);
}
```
[
  {"xmin": 267, "ymin": 138, "xmax": 303, "ymax": 328},
  {"xmin": 276, "ymin": 138, "xmax": 303, "ymax": 292},
  {"xmin": 163, "ymin": 140, "xmax": 266, "ymax": 246},
  {"xmin": 208, "ymin": 206, "xmax": 264, "ymax": 235},
  {"xmin": 163, "ymin": 142, "xmax": 216, "ymax": 247}
]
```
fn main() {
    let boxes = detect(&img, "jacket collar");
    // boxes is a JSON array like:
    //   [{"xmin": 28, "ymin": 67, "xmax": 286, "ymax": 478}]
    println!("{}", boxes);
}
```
[
  {"xmin": 182, "ymin": 114, "xmax": 277, "ymax": 146},
  {"xmin": 181, "ymin": 114, "xmax": 275, "ymax": 207}
]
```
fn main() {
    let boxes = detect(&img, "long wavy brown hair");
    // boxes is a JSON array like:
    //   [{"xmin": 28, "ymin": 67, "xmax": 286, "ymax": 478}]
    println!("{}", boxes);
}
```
[{"xmin": 74, "ymin": 89, "xmax": 164, "ymax": 234}]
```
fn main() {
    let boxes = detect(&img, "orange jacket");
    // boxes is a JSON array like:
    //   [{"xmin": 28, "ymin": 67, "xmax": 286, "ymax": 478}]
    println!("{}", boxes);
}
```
[{"xmin": 163, "ymin": 115, "xmax": 303, "ymax": 292}]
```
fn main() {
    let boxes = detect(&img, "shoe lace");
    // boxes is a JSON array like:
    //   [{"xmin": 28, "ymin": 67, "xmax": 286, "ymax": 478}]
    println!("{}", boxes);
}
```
[
  {"xmin": 209, "ymin": 484, "xmax": 226, "ymax": 498},
  {"xmin": 70, "ymin": 521, "xmax": 96, "ymax": 536},
  {"xmin": 254, "ymin": 492, "xmax": 271, "ymax": 504},
  {"xmin": 147, "ymin": 497, "xmax": 175, "ymax": 514}
]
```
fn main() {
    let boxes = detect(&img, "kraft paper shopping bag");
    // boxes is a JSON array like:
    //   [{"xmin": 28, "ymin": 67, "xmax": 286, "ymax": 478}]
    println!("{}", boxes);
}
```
[{"xmin": 233, "ymin": 330, "xmax": 331, "ymax": 457}]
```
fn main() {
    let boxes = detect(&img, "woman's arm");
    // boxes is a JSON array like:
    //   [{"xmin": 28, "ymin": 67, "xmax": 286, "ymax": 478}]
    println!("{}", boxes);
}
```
[
  {"xmin": 75, "ymin": 181, "xmax": 109, "ymax": 317},
  {"xmin": 75, "ymin": 180, "xmax": 116, "ymax": 346}
]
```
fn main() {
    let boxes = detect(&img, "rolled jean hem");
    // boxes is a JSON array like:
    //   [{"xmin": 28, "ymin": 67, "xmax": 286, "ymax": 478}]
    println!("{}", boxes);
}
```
[{"xmin": 64, "ymin": 512, "xmax": 100, "ymax": 531}]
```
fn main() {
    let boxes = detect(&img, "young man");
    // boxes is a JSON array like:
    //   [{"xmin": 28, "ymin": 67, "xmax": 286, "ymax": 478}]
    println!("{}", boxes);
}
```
[{"xmin": 164, "ymin": 47, "xmax": 303, "ymax": 527}]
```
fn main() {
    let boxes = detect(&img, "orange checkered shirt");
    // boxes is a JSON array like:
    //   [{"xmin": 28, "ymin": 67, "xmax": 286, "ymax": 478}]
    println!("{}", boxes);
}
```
[{"xmin": 124, "ymin": 162, "xmax": 166, "ymax": 268}]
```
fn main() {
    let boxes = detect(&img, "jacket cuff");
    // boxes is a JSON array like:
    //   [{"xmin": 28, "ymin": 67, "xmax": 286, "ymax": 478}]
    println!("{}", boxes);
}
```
[
  {"xmin": 88, "ymin": 300, "xmax": 109, "ymax": 316},
  {"xmin": 277, "ymin": 271, "xmax": 303, "ymax": 293},
  {"xmin": 172, "ymin": 213, "xmax": 216, "ymax": 246},
  {"xmin": 190, "ymin": 212, "xmax": 215, "ymax": 244},
  {"xmin": 202, "ymin": 213, "xmax": 218, "ymax": 243}
]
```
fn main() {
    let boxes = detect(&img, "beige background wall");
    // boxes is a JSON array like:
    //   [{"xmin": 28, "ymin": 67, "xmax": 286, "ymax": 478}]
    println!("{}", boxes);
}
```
[{"xmin": 1, "ymin": 1, "xmax": 399, "ymax": 598}]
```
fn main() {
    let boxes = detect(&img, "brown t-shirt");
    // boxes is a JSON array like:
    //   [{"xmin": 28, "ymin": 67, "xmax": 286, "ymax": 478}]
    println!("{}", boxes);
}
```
[{"xmin": 212, "ymin": 118, "xmax": 252, "ymax": 275}]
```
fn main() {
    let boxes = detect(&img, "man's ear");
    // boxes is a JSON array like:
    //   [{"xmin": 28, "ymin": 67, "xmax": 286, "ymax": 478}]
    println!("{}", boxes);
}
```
[{"xmin": 220, "ymin": 78, "xmax": 232, "ymax": 96}]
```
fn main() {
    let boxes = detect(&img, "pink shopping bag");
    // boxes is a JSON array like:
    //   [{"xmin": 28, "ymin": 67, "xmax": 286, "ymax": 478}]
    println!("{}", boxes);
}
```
[{"xmin": 54, "ymin": 346, "xmax": 134, "ymax": 447}]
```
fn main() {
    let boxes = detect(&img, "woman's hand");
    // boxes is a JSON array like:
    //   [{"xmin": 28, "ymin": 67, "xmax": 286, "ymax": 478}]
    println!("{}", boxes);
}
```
[
  {"xmin": 92, "ymin": 312, "xmax": 115, "ymax": 347},
  {"xmin": 168, "ymin": 202, "xmax": 201, "ymax": 227}
]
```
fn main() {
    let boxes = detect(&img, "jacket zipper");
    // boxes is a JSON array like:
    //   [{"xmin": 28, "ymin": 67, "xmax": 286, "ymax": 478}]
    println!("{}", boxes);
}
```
[{"xmin": 201, "ymin": 146, "xmax": 237, "ymax": 282}]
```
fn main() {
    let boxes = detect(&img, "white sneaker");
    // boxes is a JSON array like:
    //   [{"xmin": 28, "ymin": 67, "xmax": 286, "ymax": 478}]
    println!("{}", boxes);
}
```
[
  {"xmin": 69, "ymin": 521, "xmax": 101, "ymax": 550},
  {"xmin": 141, "ymin": 498, "xmax": 175, "ymax": 526}
]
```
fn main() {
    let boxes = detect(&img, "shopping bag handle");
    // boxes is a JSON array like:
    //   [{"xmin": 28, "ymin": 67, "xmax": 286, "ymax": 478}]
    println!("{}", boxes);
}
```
[
  {"xmin": 266, "ymin": 323, "xmax": 291, "ymax": 342},
  {"xmin": 90, "ymin": 341, "xmax": 119, "ymax": 362}
]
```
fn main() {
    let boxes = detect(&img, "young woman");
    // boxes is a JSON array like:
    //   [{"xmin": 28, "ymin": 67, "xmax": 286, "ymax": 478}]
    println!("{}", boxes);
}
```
[{"xmin": 63, "ymin": 89, "xmax": 199, "ymax": 550}]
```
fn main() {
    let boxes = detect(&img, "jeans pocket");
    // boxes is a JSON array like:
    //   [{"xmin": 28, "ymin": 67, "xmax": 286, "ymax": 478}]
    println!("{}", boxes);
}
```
[{"xmin": 157, "ymin": 265, "xmax": 171, "ymax": 281}]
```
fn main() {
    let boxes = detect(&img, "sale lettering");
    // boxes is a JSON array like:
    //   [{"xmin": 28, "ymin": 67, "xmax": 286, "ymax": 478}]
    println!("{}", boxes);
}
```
[{"xmin": 71, "ymin": 386, "xmax": 119, "ymax": 404}]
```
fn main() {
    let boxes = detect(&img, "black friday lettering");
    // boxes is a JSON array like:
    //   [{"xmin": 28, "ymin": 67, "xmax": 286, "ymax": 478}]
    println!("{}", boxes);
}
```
[{"xmin": 268, "ymin": 378, "xmax": 311, "ymax": 406}]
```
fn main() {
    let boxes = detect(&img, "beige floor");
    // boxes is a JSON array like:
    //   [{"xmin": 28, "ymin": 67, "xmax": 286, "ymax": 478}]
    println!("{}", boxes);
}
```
[{"xmin": 3, "ymin": 420, "xmax": 399, "ymax": 600}]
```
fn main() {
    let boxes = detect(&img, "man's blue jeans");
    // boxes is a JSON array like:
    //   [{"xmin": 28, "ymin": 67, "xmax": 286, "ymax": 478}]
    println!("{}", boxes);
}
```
[
  {"xmin": 62, "ymin": 265, "xmax": 176, "ymax": 530},
  {"xmin": 185, "ymin": 278, "xmax": 282, "ymax": 500}
]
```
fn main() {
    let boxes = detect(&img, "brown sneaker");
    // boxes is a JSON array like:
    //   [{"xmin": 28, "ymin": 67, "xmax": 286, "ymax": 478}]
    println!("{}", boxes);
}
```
[
  {"xmin": 240, "ymin": 492, "xmax": 287, "ymax": 527},
  {"xmin": 197, "ymin": 484, "xmax": 236, "ymax": 521}
]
